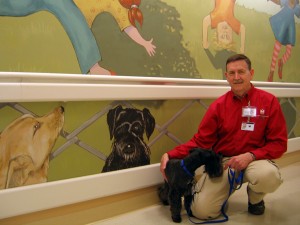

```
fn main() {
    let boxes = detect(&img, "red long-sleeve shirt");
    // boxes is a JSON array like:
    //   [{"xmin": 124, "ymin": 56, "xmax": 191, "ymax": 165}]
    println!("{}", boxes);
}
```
[{"xmin": 167, "ymin": 85, "xmax": 287, "ymax": 160}]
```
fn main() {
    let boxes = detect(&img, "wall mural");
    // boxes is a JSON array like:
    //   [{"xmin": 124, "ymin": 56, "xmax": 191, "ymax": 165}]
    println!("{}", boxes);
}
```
[
  {"xmin": 0, "ymin": 103, "xmax": 157, "ymax": 189},
  {"xmin": 0, "ymin": 0, "xmax": 156, "ymax": 76},
  {"xmin": 0, "ymin": 0, "xmax": 300, "ymax": 189},
  {"xmin": 202, "ymin": 0, "xmax": 246, "ymax": 54},
  {"xmin": 0, "ymin": 99, "xmax": 299, "ymax": 189},
  {"xmin": 1, "ymin": 0, "xmax": 299, "ymax": 82},
  {"xmin": 268, "ymin": 0, "xmax": 300, "ymax": 81},
  {"xmin": 0, "ymin": 102, "xmax": 157, "ymax": 189}
]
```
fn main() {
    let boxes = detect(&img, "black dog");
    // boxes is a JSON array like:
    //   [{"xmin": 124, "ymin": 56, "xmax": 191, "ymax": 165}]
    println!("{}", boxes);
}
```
[
  {"xmin": 158, "ymin": 148, "xmax": 223, "ymax": 223},
  {"xmin": 102, "ymin": 105, "xmax": 155, "ymax": 172}
]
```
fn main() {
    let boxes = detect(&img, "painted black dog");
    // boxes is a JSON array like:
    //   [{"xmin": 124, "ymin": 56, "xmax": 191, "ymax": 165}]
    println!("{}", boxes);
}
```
[
  {"xmin": 102, "ymin": 105, "xmax": 155, "ymax": 172},
  {"xmin": 158, "ymin": 148, "xmax": 223, "ymax": 223}
]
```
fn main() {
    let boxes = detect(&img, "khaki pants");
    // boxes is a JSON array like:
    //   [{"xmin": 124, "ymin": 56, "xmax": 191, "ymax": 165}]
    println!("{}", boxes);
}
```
[{"xmin": 190, "ymin": 159, "xmax": 283, "ymax": 220}]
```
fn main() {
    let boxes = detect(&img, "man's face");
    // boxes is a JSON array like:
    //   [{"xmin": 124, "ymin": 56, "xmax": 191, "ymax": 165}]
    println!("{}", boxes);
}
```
[{"xmin": 225, "ymin": 60, "xmax": 254, "ymax": 97}]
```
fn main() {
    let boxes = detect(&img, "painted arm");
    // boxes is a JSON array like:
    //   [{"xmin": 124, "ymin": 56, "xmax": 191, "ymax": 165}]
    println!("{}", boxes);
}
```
[
  {"xmin": 124, "ymin": 26, "xmax": 156, "ymax": 56},
  {"xmin": 202, "ymin": 15, "xmax": 211, "ymax": 49},
  {"xmin": 240, "ymin": 23, "xmax": 246, "ymax": 53}
]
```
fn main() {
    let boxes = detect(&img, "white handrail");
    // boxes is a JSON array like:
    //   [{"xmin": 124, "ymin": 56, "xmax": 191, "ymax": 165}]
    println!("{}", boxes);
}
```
[{"xmin": 0, "ymin": 72, "xmax": 300, "ymax": 102}]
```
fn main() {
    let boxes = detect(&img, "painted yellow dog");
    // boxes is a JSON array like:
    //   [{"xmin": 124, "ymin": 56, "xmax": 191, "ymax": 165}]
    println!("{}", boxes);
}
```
[{"xmin": 0, "ymin": 106, "xmax": 64, "ymax": 189}]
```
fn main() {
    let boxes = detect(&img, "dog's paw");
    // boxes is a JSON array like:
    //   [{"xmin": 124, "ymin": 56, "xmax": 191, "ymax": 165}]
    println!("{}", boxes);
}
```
[{"xmin": 171, "ymin": 215, "xmax": 182, "ymax": 223}]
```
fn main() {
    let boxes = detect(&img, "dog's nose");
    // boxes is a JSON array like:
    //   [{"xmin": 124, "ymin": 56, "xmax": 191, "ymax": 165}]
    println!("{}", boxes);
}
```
[
  {"xmin": 59, "ymin": 106, "xmax": 65, "ymax": 113},
  {"xmin": 124, "ymin": 143, "xmax": 135, "ymax": 154}
]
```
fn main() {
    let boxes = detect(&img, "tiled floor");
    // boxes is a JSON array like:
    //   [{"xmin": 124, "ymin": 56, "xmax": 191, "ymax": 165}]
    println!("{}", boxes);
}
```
[{"xmin": 89, "ymin": 161, "xmax": 300, "ymax": 225}]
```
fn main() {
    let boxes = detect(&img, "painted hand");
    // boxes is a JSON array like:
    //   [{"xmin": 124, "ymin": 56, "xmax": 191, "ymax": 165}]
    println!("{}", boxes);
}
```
[{"xmin": 144, "ymin": 38, "xmax": 156, "ymax": 56}]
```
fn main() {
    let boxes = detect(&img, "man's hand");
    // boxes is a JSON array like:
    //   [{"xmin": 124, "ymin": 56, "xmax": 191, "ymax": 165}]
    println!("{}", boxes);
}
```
[
  {"xmin": 160, "ymin": 153, "xmax": 169, "ymax": 181},
  {"xmin": 224, "ymin": 152, "xmax": 255, "ymax": 171}
]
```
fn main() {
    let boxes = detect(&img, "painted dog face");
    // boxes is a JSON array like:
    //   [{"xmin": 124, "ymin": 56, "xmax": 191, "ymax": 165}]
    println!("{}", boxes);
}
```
[
  {"xmin": 102, "ymin": 105, "xmax": 155, "ymax": 172},
  {"xmin": 0, "ymin": 106, "xmax": 64, "ymax": 189},
  {"xmin": 107, "ymin": 105, "xmax": 155, "ymax": 141}
]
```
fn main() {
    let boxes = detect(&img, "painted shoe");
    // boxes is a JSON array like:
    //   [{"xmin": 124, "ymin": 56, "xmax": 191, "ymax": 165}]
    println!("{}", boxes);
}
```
[{"xmin": 109, "ymin": 70, "xmax": 116, "ymax": 76}]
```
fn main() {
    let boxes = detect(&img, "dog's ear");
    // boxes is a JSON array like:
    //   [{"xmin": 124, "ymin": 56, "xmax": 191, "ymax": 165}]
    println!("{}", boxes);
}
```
[
  {"xmin": 142, "ymin": 108, "xmax": 155, "ymax": 139},
  {"xmin": 107, "ymin": 105, "xmax": 123, "ymax": 140}
]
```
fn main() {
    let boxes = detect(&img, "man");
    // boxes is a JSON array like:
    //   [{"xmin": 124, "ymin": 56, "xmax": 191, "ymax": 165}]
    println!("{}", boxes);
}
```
[{"xmin": 160, "ymin": 54, "xmax": 287, "ymax": 220}]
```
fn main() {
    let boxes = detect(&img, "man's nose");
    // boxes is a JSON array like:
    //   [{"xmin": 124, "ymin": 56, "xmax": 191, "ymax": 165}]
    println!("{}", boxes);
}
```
[{"xmin": 233, "ymin": 72, "xmax": 240, "ymax": 79}]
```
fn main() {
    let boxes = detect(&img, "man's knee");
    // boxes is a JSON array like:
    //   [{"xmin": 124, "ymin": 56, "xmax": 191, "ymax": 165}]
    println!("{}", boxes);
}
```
[
  {"xmin": 190, "ymin": 196, "xmax": 222, "ymax": 220},
  {"xmin": 247, "ymin": 161, "xmax": 283, "ymax": 193},
  {"xmin": 191, "ymin": 204, "xmax": 221, "ymax": 220}
]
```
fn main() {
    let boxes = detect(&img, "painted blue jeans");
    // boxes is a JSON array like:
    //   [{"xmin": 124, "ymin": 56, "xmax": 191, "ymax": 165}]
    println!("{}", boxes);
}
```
[{"xmin": 0, "ymin": 0, "xmax": 101, "ymax": 73}]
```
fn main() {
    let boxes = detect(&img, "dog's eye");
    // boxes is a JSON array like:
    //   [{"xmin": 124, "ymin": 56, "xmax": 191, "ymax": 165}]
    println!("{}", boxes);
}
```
[
  {"xmin": 133, "ymin": 125, "xmax": 141, "ymax": 132},
  {"xmin": 33, "ymin": 122, "xmax": 41, "ymax": 136},
  {"xmin": 132, "ymin": 124, "xmax": 143, "ymax": 135},
  {"xmin": 34, "ymin": 122, "xmax": 40, "ymax": 130}
]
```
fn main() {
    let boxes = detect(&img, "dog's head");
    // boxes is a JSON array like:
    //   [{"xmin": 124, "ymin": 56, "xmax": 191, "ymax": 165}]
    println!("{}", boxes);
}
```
[
  {"xmin": 0, "ymin": 106, "xmax": 65, "ymax": 161},
  {"xmin": 106, "ymin": 105, "xmax": 155, "ymax": 162},
  {"xmin": 107, "ymin": 105, "xmax": 155, "ymax": 141},
  {"xmin": 188, "ymin": 148, "xmax": 223, "ymax": 178}
]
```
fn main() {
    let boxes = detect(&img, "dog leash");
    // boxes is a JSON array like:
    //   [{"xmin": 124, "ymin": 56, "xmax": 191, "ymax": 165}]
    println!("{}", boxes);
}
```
[
  {"xmin": 181, "ymin": 160, "xmax": 194, "ymax": 177},
  {"xmin": 187, "ymin": 168, "xmax": 244, "ymax": 224}
]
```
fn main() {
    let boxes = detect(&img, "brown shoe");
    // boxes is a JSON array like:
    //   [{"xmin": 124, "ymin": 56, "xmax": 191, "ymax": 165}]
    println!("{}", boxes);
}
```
[{"xmin": 248, "ymin": 200, "xmax": 265, "ymax": 215}]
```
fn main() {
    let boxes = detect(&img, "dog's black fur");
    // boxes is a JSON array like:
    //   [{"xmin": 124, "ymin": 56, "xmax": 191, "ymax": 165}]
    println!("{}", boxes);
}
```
[
  {"xmin": 102, "ymin": 105, "xmax": 155, "ymax": 172},
  {"xmin": 158, "ymin": 148, "xmax": 223, "ymax": 223}
]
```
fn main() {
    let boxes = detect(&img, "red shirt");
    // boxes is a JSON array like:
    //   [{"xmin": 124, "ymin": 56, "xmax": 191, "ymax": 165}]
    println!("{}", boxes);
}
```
[{"xmin": 167, "ymin": 85, "xmax": 287, "ymax": 160}]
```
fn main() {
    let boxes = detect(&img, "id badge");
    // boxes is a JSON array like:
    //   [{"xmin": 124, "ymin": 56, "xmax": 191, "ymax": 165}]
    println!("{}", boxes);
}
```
[
  {"xmin": 241, "ymin": 122, "xmax": 255, "ymax": 131},
  {"xmin": 242, "ymin": 106, "xmax": 257, "ymax": 117}
]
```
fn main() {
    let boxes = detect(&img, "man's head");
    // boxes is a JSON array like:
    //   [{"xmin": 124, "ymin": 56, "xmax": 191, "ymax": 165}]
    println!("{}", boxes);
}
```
[{"xmin": 225, "ymin": 54, "xmax": 254, "ymax": 97}]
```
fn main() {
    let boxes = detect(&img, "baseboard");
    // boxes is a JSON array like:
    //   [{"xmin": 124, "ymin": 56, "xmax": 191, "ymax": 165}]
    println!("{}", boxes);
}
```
[
  {"xmin": 274, "ymin": 150, "xmax": 300, "ymax": 168},
  {"xmin": 0, "ymin": 185, "xmax": 161, "ymax": 225}
]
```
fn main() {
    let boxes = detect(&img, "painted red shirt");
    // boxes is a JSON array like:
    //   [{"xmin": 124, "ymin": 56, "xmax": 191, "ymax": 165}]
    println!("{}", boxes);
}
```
[{"xmin": 167, "ymin": 85, "xmax": 287, "ymax": 160}]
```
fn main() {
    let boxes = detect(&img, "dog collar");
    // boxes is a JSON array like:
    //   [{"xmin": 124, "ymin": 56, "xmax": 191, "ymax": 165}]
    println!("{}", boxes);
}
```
[{"xmin": 180, "ymin": 160, "xmax": 194, "ymax": 177}]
